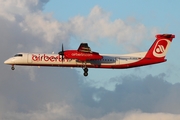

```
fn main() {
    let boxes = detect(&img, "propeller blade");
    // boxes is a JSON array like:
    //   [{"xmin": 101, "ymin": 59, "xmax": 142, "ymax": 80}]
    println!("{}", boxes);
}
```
[
  {"xmin": 62, "ymin": 44, "xmax": 64, "ymax": 52},
  {"xmin": 58, "ymin": 44, "xmax": 64, "ymax": 63},
  {"xmin": 62, "ymin": 55, "xmax": 64, "ymax": 62}
]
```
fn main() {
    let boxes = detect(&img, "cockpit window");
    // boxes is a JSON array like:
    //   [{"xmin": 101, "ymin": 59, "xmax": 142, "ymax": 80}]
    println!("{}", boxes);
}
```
[{"xmin": 14, "ymin": 54, "xmax": 23, "ymax": 57}]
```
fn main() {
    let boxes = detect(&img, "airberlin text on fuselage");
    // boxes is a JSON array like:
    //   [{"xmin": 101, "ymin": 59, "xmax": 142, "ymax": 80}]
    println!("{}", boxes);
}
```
[
  {"xmin": 71, "ymin": 53, "xmax": 93, "ymax": 56},
  {"xmin": 32, "ymin": 54, "xmax": 69, "ymax": 62}
]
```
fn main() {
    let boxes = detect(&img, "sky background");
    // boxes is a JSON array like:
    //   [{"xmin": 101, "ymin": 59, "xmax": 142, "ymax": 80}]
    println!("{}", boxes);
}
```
[{"xmin": 1, "ymin": 0, "xmax": 180, "ymax": 120}]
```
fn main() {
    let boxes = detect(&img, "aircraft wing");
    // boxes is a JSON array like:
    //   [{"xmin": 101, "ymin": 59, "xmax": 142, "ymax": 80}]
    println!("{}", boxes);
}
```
[{"xmin": 78, "ymin": 43, "xmax": 92, "ymax": 53}]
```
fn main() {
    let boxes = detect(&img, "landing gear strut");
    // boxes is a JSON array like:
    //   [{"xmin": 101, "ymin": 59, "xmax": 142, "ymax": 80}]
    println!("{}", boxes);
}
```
[
  {"xmin": 83, "ymin": 67, "xmax": 88, "ymax": 77},
  {"xmin": 11, "ymin": 65, "xmax": 15, "ymax": 70}
]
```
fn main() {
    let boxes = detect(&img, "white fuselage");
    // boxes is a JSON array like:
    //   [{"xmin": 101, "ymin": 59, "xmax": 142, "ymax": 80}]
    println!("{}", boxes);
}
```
[{"xmin": 4, "ymin": 52, "xmax": 149, "ymax": 69}]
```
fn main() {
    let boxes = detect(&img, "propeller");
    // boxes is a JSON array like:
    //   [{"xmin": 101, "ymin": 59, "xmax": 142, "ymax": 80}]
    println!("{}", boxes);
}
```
[{"xmin": 58, "ymin": 44, "xmax": 64, "ymax": 62}]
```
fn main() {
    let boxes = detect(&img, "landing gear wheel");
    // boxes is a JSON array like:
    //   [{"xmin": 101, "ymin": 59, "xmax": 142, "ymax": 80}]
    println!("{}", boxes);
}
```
[
  {"xmin": 84, "ymin": 72, "xmax": 88, "ymax": 77},
  {"xmin": 84, "ymin": 68, "xmax": 88, "ymax": 72},
  {"xmin": 83, "ymin": 67, "xmax": 88, "ymax": 76},
  {"xmin": 11, "ymin": 66, "xmax": 15, "ymax": 70}
]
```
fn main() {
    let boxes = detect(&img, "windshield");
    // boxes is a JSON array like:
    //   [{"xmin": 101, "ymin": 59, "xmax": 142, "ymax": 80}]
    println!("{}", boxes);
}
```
[{"xmin": 14, "ymin": 54, "xmax": 23, "ymax": 57}]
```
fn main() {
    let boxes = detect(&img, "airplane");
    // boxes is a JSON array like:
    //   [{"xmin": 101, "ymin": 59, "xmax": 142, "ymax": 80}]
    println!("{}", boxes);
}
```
[{"xmin": 4, "ymin": 34, "xmax": 175, "ymax": 76}]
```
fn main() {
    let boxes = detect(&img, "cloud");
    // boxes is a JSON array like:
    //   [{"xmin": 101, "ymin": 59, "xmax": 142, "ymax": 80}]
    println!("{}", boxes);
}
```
[
  {"xmin": 0, "ymin": 0, "xmax": 49, "ymax": 22},
  {"xmin": 20, "ymin": 12, "xmax": 70, "ymax": 45},
  {"xmin": 76, "ymin": 74, "xmax": 180, "ymax": 118},
  {"xmin": 0, "ymin": 0, "xmax": 65, "ymax": 53},
  {"xmin": 66, "ymin": 5, "xmax": 158, "ymax": 52},
  {"xmin": 93, "ymin": 111, "xmax": 180, "ymax": 120},
  {"xmin": 1, "ymin": 104, "xmax": 180, "ymax": 120},
  {"xmin": 0, "ymin": 0, "xmax": 81, "ymax": 117},
  {"xmin": 69, "ymin": 6, "xmax": 148, "ymax": 45},
  {"xmin": 0, "ymin": 1, "xmax": 156, "ymax": 53}
]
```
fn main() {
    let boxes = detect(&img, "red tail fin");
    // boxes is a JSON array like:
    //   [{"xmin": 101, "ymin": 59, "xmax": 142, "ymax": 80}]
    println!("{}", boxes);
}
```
[{"xmin": 145, "ymin": 34, "xmax": 175, "ymax": 59}]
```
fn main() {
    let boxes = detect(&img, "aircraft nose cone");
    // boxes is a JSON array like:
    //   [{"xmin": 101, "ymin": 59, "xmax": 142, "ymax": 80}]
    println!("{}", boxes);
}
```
[
  {"xmin": 4, "ymin": 60, "xmax": 9, "ymax": 64},
  {"xmin": 4, "ymin": 59, "xmax": 12, "ymax": 64}
]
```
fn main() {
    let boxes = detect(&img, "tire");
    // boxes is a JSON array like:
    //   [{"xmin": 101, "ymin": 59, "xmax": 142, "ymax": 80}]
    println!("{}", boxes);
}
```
[
  {"xmin": 11, "ymin": 67, "xmax": 15, "ymax": 70},
  {"xmin": 84, "ymin": 68, "xmax": 88, "ymax": 72},
  {"xmin": 84, "ymin": 72, "xmax": 88, "ymax": 76}
]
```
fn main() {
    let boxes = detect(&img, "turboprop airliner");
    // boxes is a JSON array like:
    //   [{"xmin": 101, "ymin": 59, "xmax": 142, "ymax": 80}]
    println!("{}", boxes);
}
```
[{"xmin": 4, "ymin": 34, "xmax": 175, "ymax": 76}]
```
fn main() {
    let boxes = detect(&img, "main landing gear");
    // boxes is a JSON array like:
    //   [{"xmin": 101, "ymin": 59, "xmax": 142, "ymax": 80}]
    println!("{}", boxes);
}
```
[{"xmin": 83, "ymin": 67, "xmax": 88, "ymax": 77}]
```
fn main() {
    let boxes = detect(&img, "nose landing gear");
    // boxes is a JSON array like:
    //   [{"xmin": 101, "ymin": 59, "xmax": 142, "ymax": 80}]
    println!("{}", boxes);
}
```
[
  {"xmin": 11, "ymin": 65, "xmax": 15, "ymax": 70},
  {"xmin": 83, "ymin": 67, "xmax": 88, "ymax": 77}
]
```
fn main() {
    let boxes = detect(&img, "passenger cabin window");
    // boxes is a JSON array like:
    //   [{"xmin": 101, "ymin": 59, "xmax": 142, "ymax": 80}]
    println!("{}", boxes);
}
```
[{"xmin": 14, "ymin": 54, "xmax": 23, "ymax": 57}]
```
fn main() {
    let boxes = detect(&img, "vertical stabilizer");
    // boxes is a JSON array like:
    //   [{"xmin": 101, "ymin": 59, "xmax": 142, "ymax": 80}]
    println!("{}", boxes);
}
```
[{"xmin": 145, "ymin": 34, "xmax": 175, "ymax": 59}]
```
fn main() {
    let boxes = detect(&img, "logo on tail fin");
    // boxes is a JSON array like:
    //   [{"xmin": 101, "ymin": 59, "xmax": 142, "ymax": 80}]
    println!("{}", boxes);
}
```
[{"xmin": 153, "ymin": 39, "xmax": 170, "ymax": 58}]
